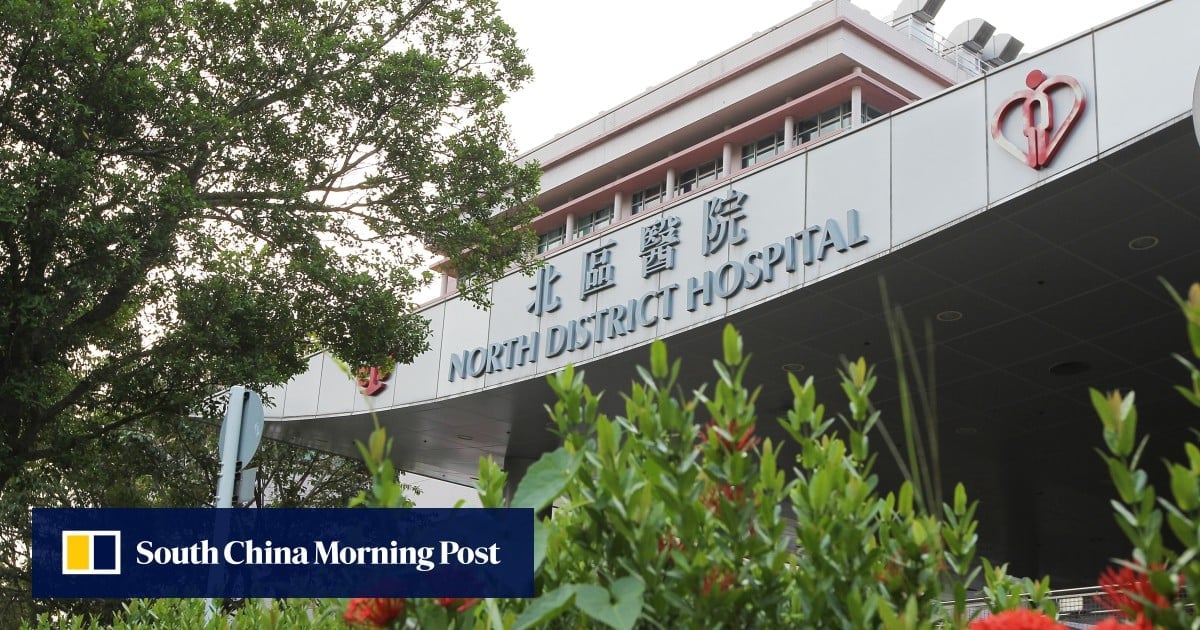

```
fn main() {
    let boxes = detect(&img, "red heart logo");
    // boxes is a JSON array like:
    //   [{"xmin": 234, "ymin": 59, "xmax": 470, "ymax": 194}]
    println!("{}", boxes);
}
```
[{"xmin": 991, "ymin": 69, "xmax": 1086, "ymax": 170}]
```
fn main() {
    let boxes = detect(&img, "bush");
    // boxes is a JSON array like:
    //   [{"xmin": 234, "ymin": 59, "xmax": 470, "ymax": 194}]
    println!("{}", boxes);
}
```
[{"xmin": 46, "ymin": 283, "xmax": 1200, "ymax": 628}]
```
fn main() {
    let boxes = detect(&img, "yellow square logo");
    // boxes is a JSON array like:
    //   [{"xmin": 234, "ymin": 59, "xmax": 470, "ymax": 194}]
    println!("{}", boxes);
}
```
[{"xmin": 61, "ymin": 531, "xmax": 121, "ymax": 575}]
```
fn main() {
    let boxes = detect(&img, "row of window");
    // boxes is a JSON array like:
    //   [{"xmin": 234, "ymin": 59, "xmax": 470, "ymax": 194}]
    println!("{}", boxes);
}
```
[
  {"xmin": 537, "ymin": 204, "xmax": 616, "ymax": 252},
  {"xmin": 741, "ymin": 102, "xmax": 885, "ymax": 168},
  {"xmin": 536, "ymin": 100, "xmax": 883, "ymax": 253}
]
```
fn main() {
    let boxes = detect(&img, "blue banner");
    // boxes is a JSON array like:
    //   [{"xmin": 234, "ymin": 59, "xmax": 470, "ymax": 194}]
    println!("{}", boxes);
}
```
[{"xmin": 33, "ymin": 508, "xmax": 533, "ymax": 598}]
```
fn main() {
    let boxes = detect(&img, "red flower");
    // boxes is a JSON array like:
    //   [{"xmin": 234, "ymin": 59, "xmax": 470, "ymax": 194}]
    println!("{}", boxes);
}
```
[
  {"xmin": 344, "ymin": 598, "xmax": 405, "ymax": 627},
  {"xmin": 702, "ymin": 483, "xmax": 746, "ymax": 511},
  {"xmin": 1096, "ymin": 563, "xmax": 1171, "ymax": 624},
  {"xmin": 657, "ymin": 534, "xmax": 685, "ymax": 553},
  {"xmin": 968, "ymin": 608, "xmax": 1066, "ymax": 630},
  {"xmin": 702, "ymin": 418, "xmax": 758, "ymax": 452},
  {"xmin": 701, "ymin": 567, "xmax": 736, "ymax": 596},
  {"xmin": 1092, "ymin": 618, "xmax": 1140, "ymax": 630},
  {"xmin": 434, "ymin": 597, "xmax": 482, "ymax": 613}
]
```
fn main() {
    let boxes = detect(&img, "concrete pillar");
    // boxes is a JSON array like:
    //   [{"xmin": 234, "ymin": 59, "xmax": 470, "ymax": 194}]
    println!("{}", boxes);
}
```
[
  {"xmin": 613, "ymin": 191, "xmax": 625, "ymax": 221},
  {"xmin": 564, "ymin": 213, "xmax": 576, "ymax": 242},
  {"xmin": 851, "ymin": 84, "xmax": 863, "ymax": 129},
  {"xmin": 665, "ymin": 168, "xmax": 677, "ymax": 200},
  {"xmin": 722, "ymin": 142, "xmax": 734, "ymax": 175},
  {"xmin": 784, "ymin": 115, "xmax": 796, "ymax": 149}
]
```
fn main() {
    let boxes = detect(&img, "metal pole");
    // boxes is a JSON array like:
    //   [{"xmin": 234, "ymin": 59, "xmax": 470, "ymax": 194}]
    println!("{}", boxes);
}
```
[
  {"xmin": 215, "ymin": 386, "xmax": 246, "ymax": 509},
  {"xmin": 206, "ymin": 386, "xmax": 246, "ymax": 621}
]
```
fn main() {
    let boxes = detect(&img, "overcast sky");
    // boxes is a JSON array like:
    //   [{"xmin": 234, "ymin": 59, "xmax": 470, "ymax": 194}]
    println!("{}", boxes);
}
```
[
  {"xmin": 410, "ymin": 0, "xmax": 1152, "ymax": 507},
  {"xmin": 498, "ymin": 0, "xmax": 1152, "ymax": 153}
]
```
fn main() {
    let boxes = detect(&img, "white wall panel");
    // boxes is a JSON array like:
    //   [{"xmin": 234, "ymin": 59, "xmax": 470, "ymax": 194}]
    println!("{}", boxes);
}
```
[
  {"xmin": 261, "ymin": 384, "xmax": 287, "ymax": 419},
  {"xmin": 1094, "ymin": 0, "xmax": 1200, "ymax": 153},
  {"xmin": 483, "ymin": 271, "xmax": 544, "ymax": 387},
  {"xmin": 315, "ymin": 353, "xmax": 357, "ymax": 416},
  {"xmin": 803, "ymin": 120, "xmax": 892, "ymax": 284},
  {"xmin": 655, "ymin": 190, "xmax": 730, "ymax": 338},
  {"xmin": 378, "ymin": 304, "xmax": 445, "ymax": 408},
  {"xmin": 585, "ymin": 210, "xmax": 666, "ymax": 357},
  {"xmin": 724, "ymin": 154, "xmax": 807, "ymax": 314},
  {"xmin": 435, "ymin": 287, "xmax": 493, "ymax": 398},
  {"xmin": 281, "ymin": 353, "xmax": 324, "ymax": 418},
  {"xmin": 525, "ymin": 245, "xmax": 596, "ymax": 377},
  {"xmin": 892, "ymin": 82, "xmax": 988, "ymax": 245},
  {"xmin": 986, "ymin": 35, "xmax": 1098, "ymax": 205}
]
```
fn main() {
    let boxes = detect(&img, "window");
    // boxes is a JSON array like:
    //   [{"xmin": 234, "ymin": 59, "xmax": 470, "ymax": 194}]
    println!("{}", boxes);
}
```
[
  {"xmin": 863, "ymin": 104, "xmax": 885, "ymax": 123},
  {"xmin": 792, "ymin": 101, "xmax": 862, "ymax": 147},
  {"xmin": 795, "ymin": 118, "xmax": 818, "ymax": 145},
  {"xmin": 740, "ymin": 131, "xmax": 785, "ymax": 168},
  {"xmin": 818, "ymin": 104, "xmax": 851, "ymax": 136},
  {"xmin": 574, "ymin": 205, "xmax": 614, "ymax": 239},
  {"xmin": 631, "ymin": 182, "xmax": 665, "ymax": 215},
  {"xmin": 675, "ymin": 158, "xmax": 723, "ymax": 195},
  {"xmin": 537, "ymin": 225, "xmax": 565, "ymax": 253}
]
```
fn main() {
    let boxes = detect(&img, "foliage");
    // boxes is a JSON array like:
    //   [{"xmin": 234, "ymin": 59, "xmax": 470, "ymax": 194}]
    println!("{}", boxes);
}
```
[
  {"xmin": 24, "ymin": 597, "xmax": 348, "ymax": 629},
  {"xmin": 464, "ymin": 324, "xmax": 989, "ymax": 629},
  {"xmin": 44, "ymin": 281, "xmax": 1200, "ymax": 628},
  {"xmin": 0, "ymin": 0, "xmax": 539, "ymax": 500},
  {"xmin": 5, "ymin": 413, "xmax": 413, "ymax": 625},
  {"xmin": 1084, "ymin": 281, "xmax": 1200, "ymax": 628}
]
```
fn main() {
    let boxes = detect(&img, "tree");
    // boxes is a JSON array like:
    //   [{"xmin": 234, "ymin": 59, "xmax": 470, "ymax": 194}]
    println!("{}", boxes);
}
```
[
  {"xmin": 0, "ymin": 414, "xmax": 418, "ymax": 624},
  {"xmin": 0, "ymin": 0, "xmax": 539, "ymax": 495}
]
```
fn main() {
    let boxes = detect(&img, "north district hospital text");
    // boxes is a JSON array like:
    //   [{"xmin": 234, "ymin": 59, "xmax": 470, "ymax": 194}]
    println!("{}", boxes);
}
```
[{"xmin": 447, "ymin": 207, "xmax": 868, "ymax": 382}]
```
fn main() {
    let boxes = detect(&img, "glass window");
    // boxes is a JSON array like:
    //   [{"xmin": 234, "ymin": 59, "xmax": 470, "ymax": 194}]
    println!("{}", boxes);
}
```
[
  {"xmin": 740, "ymin": 131, "xmax": 785, "ymax": 168},
  {"xmin": 675, "ymin": 158, "xmax": 723, "ymax": 195},
  {"xmin": 795, "ymin": 119, "xmax": 818, "ymax": 145},
  {"xmin": 631, "ymin": 182, "xmax": 665, "ymax": 215},
  {"xmin": 792, "ymin": 101, "xmax": 861, "ymax": 146},
  {"xmin": 573, "ymin": 205, "xmax": 614, "ymax": 239},
  {"xmin": 537, "ymin": 225, "xmax": 565, "ymax": 253},
  {"xmin": 863, "ymin": 104, "xmax": 885, "ymax": 123}
]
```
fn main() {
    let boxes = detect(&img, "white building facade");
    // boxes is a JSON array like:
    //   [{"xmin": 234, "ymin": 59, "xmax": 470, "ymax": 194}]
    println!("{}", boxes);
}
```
[{"xmin": 262, "ymin": 0, "xmax": 1200, "ymax": 586}]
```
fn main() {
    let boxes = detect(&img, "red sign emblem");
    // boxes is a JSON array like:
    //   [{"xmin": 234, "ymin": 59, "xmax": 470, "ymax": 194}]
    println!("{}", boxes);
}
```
[
  {"xmin": 356, "ymin": 365, "xmax": 391, "ymax": 397},
  {"xmin": 991, "ymin": 69, "xmax": 1086, "ymax": 170}
]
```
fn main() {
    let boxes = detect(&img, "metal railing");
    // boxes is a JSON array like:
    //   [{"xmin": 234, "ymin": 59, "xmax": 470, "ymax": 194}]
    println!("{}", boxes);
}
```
[
  {"xmin": 961, "ymin": 586, "xmax": 1118, "ymax": 628},
  {"xmin": 890, "ymin": 16, "xmax": 987, "ymax": 78}
]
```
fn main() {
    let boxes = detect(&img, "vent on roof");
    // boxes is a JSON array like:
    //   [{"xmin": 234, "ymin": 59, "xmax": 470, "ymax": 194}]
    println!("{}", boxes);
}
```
[
  {"xmin": 947, "ymin": 18, "xmax": 996, "ymax": 53},
  {"xmin": 891, "ymin": 0, "xmax": 945, "ymax": 23},
  {"xmin": 982, "ymin": 33, "xmax": 1024, "ymax": 66}
]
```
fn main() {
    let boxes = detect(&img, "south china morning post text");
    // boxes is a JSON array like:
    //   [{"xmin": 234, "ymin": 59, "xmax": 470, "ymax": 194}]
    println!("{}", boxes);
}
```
[
  {"xmin": 133, "ymin": 537, "xmax": 501, "ymax": 572},
  {"xmin": 32, "ymin": 508, "xmax": 534, "ymax": 599}
]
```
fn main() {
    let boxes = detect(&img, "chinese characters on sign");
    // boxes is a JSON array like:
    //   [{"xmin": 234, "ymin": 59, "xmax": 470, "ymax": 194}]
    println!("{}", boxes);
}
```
[
  {"xmin": 526, "ymin": 264, "xmax": 561, "ymax": 317},
  {"xmin": 445, "ymin": 188, "xmax": 872, "ymax": 382},
  {"xmin": 580, "ymin": 241, "xmax": 617, "ymax": 298},
  {"xmin": 702, "ymin": 189, "xmax": 748, "ymax": 256},
  {"xmin": 640, "ymin": 216, "xmax": 681, "ymax": 277}
]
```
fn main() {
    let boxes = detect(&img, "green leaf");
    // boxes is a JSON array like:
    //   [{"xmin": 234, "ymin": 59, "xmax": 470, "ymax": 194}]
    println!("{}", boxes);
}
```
[
  {"xmin": 573, "ymin": 577, "xmax": 644, "ymax": 630},
  {"xmin": 1106, "ymin": 456, "xmax": 1136, "ymax": 504},
  {"xmin": 898, "ymin": 482, "xmax": 913, "ymax": 518},
  {"xmin": 722, "ymin": 323, "xmax": 743, "ymax": 366},
  {"xmin": 533, "ymin": 518, "xmax": 550, "ymax": 572},
  {"xmin": 1149, "ymin": 569, "xmax": 1176, "ymax": 598},
  {"xmin": 650, "ymin": 339, "xmax": 668, "ymax": 379},
  {"xmin": 911, "ymin": 519, "xmax": 927, "ymax": 546},
  {"xmin": 512, "ymin": 585, "xmax": 577, "ymax": 630},
  {"xmin": 1169, "ymin": 463, "xmax": 1199, "ymax": 510},
  {"xmin": 511, "ymin": 447, "xmax": 581, "ymax": 511}
]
